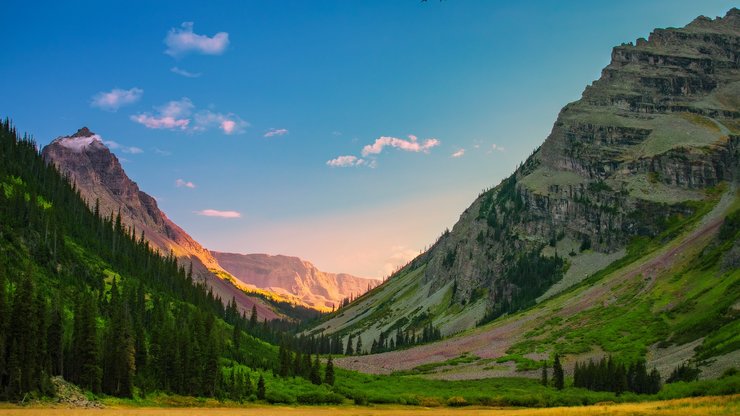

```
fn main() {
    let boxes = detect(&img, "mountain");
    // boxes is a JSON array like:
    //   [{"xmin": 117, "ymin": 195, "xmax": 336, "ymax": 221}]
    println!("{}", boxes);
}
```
[
  {"xmin": 211, "ymin": 251, "xmax": 379, "ymax": 311},
  {"xmin": 313, "ymin": 9, "xmax": 739, "ymax": 378},
  {"xmin": 41, "ymin": 128, "xmax": 284, "ymax": 320}
]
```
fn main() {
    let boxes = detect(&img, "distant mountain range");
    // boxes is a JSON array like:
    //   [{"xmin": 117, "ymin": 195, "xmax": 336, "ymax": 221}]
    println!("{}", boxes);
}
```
[
  {"xmin": 42, "ymin": 128, "xmax": 374, "ymax": 314},
  {"xmin": 212, "ymin": 251, "xmax": 379, "ymax": 311}
]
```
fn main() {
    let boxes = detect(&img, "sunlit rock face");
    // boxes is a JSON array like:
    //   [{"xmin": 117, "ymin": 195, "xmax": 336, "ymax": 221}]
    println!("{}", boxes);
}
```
[
  {"xmin": 42, "ymin": 128, "xmax": 283, "ymax": 320},
  {"xmin": 212, "ymin": 251, "xmax": 379, "ymax": 311}
]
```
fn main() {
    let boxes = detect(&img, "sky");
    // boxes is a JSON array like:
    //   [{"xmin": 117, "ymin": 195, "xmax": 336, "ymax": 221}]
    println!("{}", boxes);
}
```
[{"xmin": 0, "ymin": 0, "xmax": 735, "ymax": 278}]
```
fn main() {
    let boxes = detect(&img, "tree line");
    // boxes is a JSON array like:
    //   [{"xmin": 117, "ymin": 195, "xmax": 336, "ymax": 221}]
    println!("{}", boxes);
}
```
[{"xmin": 0, "ymin": 120, "xmax": 335, "ymax": 400}]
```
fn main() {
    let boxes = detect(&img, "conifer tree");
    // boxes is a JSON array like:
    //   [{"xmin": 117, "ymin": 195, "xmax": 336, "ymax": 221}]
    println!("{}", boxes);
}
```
[
  {"xmin": 345, "ymin": 335, "xmax": 354, "ymax": 355},
  {"xmin": 257, "ymin": 374, "xmax": 266, "ymax": 400},
  {"xmin": 47, "ymin": 303, "xmax": 64, "ymax": 376},
  {"xmin": 310, "ymin": 354, "xmax": 322, "ymax": 385},
  {"xmin": 324, "ymin": 356, "xmax": 335, "ymax": 386},
  {"xmin": 541, "ymin": 360, "xmax": 548, "ymax": 387},
  {"xmin": 553, "ymin": 353, "xmax": 564, "ymax": 390}
]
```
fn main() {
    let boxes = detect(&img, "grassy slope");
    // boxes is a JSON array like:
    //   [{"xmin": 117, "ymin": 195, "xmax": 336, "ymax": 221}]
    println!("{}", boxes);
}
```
[{"xmin": 332, "ymin": 183, "xmax": 739, "ymax": 380}]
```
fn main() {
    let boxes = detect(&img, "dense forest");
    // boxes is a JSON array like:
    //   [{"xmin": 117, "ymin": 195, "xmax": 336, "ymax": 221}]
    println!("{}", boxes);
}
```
[{"xmin": 0, "ymin": 120, "xmax": 335, "ymax": 400}]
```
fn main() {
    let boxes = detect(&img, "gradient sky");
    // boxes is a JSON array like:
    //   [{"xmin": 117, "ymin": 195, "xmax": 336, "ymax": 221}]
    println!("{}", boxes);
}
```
[{"xmin": 0, "ymin": 0, "xmax": 735, "ymax": 278}]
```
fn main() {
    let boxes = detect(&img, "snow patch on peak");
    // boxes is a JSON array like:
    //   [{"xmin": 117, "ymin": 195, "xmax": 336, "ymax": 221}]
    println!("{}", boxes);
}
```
[{"xmin": 54, "ymin": 134, "xmax": 104, "ymax": 152}]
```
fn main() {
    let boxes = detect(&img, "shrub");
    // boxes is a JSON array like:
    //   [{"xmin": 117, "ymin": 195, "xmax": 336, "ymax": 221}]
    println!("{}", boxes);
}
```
[
  {"xmin": 265, "ymin": 390, "xmax": 296, "ymax": 404},
  {"xmin": 446, "ymin": 396, "xmax": 468, "ymax": 407},
  {"xmin": 352, "ymin": 393, "xmax": 368, "ymax": 405}
]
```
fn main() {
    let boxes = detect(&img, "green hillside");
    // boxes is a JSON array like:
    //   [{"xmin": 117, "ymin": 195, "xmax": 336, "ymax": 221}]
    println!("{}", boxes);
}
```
[
  {"xmin": 310, "ymin": 9, "xmax": 740, "ymax": 367},
  {"xmin": 0, "ymin": 120, "xmax": 340, "ymax": 402}
]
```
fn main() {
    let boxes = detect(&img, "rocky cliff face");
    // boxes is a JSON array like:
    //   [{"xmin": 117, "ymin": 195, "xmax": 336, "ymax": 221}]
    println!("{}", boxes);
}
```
[
  {"xmin": 41, "ymin": 129, "xmax": 283, "ymax": 320},
  {"xmin": 427, "ymin": 9, "xmax": 739, "ymax": 308},
  {"xmin": 313, "ymin": 9, "xmax": 739, "ymax": 342},
  {"xmin": 212, "ymin": 252, "xmax": 379, "ymax": 311}
]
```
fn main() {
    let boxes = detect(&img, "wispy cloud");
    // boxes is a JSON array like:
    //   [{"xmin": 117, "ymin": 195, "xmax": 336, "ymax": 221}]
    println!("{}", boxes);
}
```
[
  {"xmin": 154, "ymin": 148, "xmax": 172, "ymax": 156},
  {"xmin": 451, "ymin": 148, "xmax": 465, "ymax": 158},
  {"xmin": 165, "ymin": 22, "xmax": 229, "ymax": 57},
  {"xmin": 91, "ymin": 87, "xmax": 143, "ymax": 111},
  {"xmin": 194, "ymin": 110, "xmax": 248, "ymax": 135},
  {"xmin": 175, "ymin": 178, "xmax": 196, "ymax": 189},
  {"xmin": 194, "ymin": 209, "xmax": 241, "ymax": 218},
  {"xmin": 131, "ymin": 97, "xmax": 193, "ymax": 130},
  {"xmin": 170, "ymin": 66, "xmax": 202, "ymax": 78},
  {"xmin": 326, "ymin": 155, "xmax": 367, "ymax": 168},
  {"xmin": 490, "ymin": 143, "xmax": 506, "ymax": 152},
  {"xmin": 104, "ymin": 140, "xmax": 143, "ymax": 154},
  {"xmin": 361, "ymin": 134, "xmax": 440, "ymax": 157},
  {"xmin": 131, "ymin": 98, "xmax": 247, "ymax": 134},
  {"xmin": 264, "ymin": 128, "xmax": 288, "ymax": 138}
]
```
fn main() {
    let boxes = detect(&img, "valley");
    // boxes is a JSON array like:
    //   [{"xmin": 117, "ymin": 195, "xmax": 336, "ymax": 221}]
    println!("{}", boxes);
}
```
[{"xmin": 0, "ymin": 3, "xmax": 738, "ymax": 414}]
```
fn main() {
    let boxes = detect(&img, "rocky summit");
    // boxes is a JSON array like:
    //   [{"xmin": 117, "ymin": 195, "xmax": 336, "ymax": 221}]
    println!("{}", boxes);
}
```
[{"xmin": 42, "ymin": 128, "xmax": 284, "ymax": 319}]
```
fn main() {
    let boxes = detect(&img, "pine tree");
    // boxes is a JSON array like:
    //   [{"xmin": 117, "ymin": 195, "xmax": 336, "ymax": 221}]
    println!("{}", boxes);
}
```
[
  {"xmin": 47, "ymin": 303, "xmax": 64, "ymax": 376},
  {"xmin": 541, "ymin": 360, "xmax": 548, "ymax": 387},
  {"xmin": 553, "ymin": 353, "xmax": 564, "ymax": 390},
  {"xmin": 0, "ymin": 271, "xmax": 6, "ymax": 392},
  {"xmin": 324, "ymin": 356, "xmax": 335, "ymax": 386},
  {"xmin": 249, "ymin": 305, "xmax": 258, "ymax": 329},
  {"xmin": 70, "ymin": 292, "xmax": 102, "ymax": 393},
  {"xmin": 310, "ymin": 354, "xmax": 322, "ymax": 385},
  {"xmin": 345, "ymin": 335, "xmax": 354, "ymax": 355},
  {"xmin": 257, "ymin": 374, "xmax": 266, "ymax": 400},
  {"xmin": 6, "ymin": 274, "xmax": 38, "ymax": 397}
]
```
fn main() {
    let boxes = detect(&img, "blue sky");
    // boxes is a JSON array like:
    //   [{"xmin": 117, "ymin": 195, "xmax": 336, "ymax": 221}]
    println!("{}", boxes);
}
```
[{"xmin": 1, "ymin": 0, "xmax": 735, "ymax": 278}]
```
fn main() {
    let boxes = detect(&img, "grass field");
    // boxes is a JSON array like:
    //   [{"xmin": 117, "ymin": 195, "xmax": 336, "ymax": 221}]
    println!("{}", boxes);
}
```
[{"xmin": 0, "ymin": 395, "xmax": 738, "ymax": 416}]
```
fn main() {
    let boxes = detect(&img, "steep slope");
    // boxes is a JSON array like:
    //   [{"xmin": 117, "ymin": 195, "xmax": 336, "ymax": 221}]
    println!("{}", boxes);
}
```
[
  {"xmin": 312, "ymin": 8, "xmax": 739, "ymax": 362},
  {"xmin": 212, "ymin": 252, "xmax": 379, "ymax": 311},
  {"xmin": 41, "ymin": 128, "xmax": 283, "ymax": 320},
  {"xmin": 335, "ymin": 183, "xmax": 739, "ymax": 380}
]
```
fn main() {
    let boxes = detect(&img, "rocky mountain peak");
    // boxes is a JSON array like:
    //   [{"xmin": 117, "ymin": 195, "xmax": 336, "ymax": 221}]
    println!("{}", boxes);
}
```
[
  {"xmin": 41, "ymin": 130, "xmax": 284, "ymax": 320},
  {"xmin": 71, "ymin": 126, "xmax": 95, "ymax": 138}
]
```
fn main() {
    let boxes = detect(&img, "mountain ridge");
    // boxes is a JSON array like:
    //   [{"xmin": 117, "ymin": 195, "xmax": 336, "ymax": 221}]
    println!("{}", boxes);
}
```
[
  {"xmin": 311, "ymin": 8, "xmax": 739, "ymax": 377},
  {"xmin": 41, "ymin": 127, "xmax": 285, "ymax": 320},
  {"xmin": 212, "ymin": 251, "xmax": 379, "ymax": 311}
]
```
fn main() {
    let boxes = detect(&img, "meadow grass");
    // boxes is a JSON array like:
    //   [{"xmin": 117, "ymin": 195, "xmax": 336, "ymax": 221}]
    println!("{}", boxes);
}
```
[{"xmin": 0, "ymin": 395, "xmax": 738, "ymax": 415}]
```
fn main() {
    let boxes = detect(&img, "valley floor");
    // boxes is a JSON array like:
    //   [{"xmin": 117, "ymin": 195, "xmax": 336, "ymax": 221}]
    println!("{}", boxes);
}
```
[{"xmin": 0, "ymin": 395, "xmax": 738, "ymax": 416}]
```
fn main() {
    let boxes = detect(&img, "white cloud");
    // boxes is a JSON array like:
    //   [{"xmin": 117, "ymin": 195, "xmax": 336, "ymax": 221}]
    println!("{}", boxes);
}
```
[
  {"xmin": 131, "ymin": 98, "xmax": 247, "ymax": 135},
  {"xmin": 91, "ymin": 87, "xmax": 143, "ymax": 111},
  {"xmin": 361, "ymin": 134, "xmax": 440, "ymax": 157},
  {"xmin": 451, "ymin": 148, "xmax": 465, "ymax": 158},
  {"xmin": 131, "ymin": 97, "xmax": 193, "ymax": 130},
  {"xmin": 154, "ymin": 148, "xmax": 172, "ymax": 156},
  {"xmin": 104, "ymin": 140, "xmax": 143, "ymax": 154},
  {"xmin": 170, "ymin": 66, "xmax": 202, "ymax": 78},
  {"xmin": 326, "ymin": 155, "xmax": 367, "ymax": 168},
  {"xmin": 195, "ymin": 209, "xmax": 241, "ymax": 218},
  {"xmin": 165, "ymin": 22, "xmax": 229, "ymax": 57},
  {"xmin": 489, "ymin": 143, "xmax": 506, "ymax": 153},
  {"xmin": 175, "ymin": 179, "xmax": 196, "ymax": 189},
  {"xmin": 194, "ymin": 110, "xmax": 248, "ymax": 135},
  {"xmin": 264, "ymin": 128, "xmax": 288, "ymax": 138}
]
